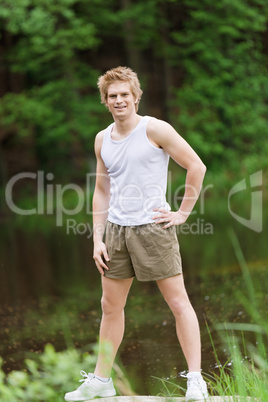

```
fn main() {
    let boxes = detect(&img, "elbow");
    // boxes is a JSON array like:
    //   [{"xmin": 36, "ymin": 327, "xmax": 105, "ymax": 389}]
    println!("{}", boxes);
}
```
[
  {"xmin": 186, "ymin": 160, "xmax": 206, "ymax": 178},
  {"xmin": 193, "ymin": 160, "xmax": 206, "ymax": 176},
  {"xmin": 200, "ymin": 163, "xmax": 206, "ymax": 181},
  {"xmin": 193, "ymin": 161, "xmax": 206, "ymax": 181},
  {"xmin": 200, "ymin": 162, "xmax": 207, "ymax": 176}
]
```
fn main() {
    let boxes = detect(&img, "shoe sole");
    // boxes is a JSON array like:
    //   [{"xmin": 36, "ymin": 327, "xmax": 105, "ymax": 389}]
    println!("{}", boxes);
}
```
[{"xmin": 64, "ymin": 390, "xmax": 116, "ymax": 401}]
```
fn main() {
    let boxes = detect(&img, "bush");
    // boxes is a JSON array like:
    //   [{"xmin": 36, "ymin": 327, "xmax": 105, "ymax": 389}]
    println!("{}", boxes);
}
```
[
  {"xmin": 0, "ymin": 342, "xmax": 136, "ymax": 401},
  {"xmin": 0, "ymin": 344, "xmax": 97, "ymax": 401}
]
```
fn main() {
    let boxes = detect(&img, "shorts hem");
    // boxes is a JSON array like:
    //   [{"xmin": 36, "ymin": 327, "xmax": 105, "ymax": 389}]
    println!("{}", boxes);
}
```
[
  {"xmin": 104, "ymin": 273, "xmax": 135, "ymax": 280},
  {"xmin": 136, "ymin": 271, "xmax": 182, "ymax": 282}
]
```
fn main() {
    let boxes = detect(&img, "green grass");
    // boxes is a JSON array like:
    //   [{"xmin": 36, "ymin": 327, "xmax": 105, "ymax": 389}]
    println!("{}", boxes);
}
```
[
  {"xmin": 152, "ymin": 230, "xmax": 268, "ymax": 400},
  {"xmin": 205, "ymin": 230, "xmax": 268, "ymax": 400},
  {"xmin": 152, "ymin": 315, "xmax": 267, "ymax": 400}
]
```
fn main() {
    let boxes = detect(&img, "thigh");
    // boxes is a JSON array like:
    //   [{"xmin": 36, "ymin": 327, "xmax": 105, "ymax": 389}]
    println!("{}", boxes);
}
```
[
  {"xmin": 101, "ymin": 276, "xmax": 134, "ymax": 311},
  {"xmin": 156, "ymin": 274, "xmax": 189, "ymax": 305},
  {"xmin": 105, "ymin": 221, "xmax": 135, "ymax": 280}
]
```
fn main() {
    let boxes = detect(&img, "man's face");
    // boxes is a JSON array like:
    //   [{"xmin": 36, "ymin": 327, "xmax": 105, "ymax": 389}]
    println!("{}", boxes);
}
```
[{"xmin": 106, "ymin": 81, "xmax": 137, "ymax": 117}]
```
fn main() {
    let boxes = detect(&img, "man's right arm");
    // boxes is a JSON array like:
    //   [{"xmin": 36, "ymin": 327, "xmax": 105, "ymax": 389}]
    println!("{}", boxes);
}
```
[{"xmin": 92, "ymin": 131, "xmax": 110, "ymax": 275}]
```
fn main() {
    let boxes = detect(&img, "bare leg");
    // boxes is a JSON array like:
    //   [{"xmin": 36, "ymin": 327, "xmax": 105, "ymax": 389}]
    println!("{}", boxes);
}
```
[
  {"xmin": 94, "ymin": 276, "xmax": 134, "ymax": 378},
  {"xmin": 157, "ymin": 274, "xmax": 201, "ymax": 372}
]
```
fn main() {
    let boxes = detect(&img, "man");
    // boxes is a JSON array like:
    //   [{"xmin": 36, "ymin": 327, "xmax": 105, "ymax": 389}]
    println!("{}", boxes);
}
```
[{"xmin": 65, "ymin": 67, "xmax": 208, "ymax": 401}]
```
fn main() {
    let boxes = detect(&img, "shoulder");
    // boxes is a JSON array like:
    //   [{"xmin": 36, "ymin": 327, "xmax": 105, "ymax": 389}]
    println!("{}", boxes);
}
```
[
  {"xmin": 147, "ymin": 118, "xmax": 179, "ymax": 148},
  {"xmin": 147, "ymin": 117, "xmax": 173, "ymax": 133},
  {"xmin": 95, "ymin": 129, "xmax": 106, "ymax": 143}
]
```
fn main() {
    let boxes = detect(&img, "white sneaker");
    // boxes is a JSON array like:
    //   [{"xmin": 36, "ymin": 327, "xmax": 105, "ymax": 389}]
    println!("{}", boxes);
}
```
[
  {"xmin": 64, "ymin": 371, "xmax": 116, "ymax": 401},
  {"xmin": 185, "ymin": 373, "xmax": 208, "ymax": 401}
]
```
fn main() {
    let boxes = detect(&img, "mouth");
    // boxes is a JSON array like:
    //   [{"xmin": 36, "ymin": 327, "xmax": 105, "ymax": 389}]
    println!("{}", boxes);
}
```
[{"xmin": 115, "ymin": 106, "xmax": 126, "ymax": 110}]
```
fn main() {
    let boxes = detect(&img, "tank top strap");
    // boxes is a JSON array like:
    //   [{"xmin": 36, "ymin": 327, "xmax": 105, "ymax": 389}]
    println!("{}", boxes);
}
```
[
  {"xmin": 140, "ymin": 115, "xmax": 154, "ymax": 126},
  {"xmin": 102, "ymin": 122, "xmax": 114, "ymax": 143},
  {"xmin": 101, "ymin": 123, "xmax": 113, "ymax": 162}
]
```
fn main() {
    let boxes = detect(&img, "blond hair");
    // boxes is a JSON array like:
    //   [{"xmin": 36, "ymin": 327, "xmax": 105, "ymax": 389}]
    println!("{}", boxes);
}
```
[{"xmin": 97, "ymin": 66, "xmax": 143, "ymax": 112}]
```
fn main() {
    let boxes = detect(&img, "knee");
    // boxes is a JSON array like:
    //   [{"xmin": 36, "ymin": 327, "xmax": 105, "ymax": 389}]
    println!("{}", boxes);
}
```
[
  {"xmin": 101, "ymin": 295, "xmax": 124, "ymax": 316},
  {"xmin": 167, "ymin": 295, "xmax": 191, "ymax": 317}
]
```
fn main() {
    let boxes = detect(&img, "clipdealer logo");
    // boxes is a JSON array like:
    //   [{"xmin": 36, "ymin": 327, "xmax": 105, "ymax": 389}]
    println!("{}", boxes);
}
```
[
  {"xmin": 5, "ymin": 171, "xmax": 86, "ymax": 226},
  {"xmin": 228, "ymin": 170, "xmax": 263, "ymax": 233},
  {"xmin": 4, "ymin": 170, "xmax": 264, "ymax": 234}
]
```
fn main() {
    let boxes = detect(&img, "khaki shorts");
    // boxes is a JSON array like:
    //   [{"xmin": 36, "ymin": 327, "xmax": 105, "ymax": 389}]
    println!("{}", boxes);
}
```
[{"xmin": 104, "ymin": 221, "xmax": 182, "ymax": 282}]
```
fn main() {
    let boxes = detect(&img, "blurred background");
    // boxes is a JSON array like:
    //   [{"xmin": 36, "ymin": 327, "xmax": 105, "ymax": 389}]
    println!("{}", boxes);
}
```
[{"xmin": 0, "ymin": 0, "xmax": 267, "ymax": 398}]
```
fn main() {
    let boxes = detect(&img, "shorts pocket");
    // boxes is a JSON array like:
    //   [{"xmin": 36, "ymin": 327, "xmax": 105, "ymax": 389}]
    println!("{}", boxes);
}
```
[{"xmin": 141, "ymin": 224, "xmax": 176, "ymax": 257}]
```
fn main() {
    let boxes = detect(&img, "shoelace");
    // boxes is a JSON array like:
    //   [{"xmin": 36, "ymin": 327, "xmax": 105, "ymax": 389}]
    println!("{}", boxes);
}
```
[
  {"xmin": 188, "ymin": 377, "xmax": 203, "ymax": 386},
  {"xmin": 187, "ymin": 377, "xmax": 207, "ymax": 397},
  {"xmin": 79, "ymin": 371, "xmax": 95, "ymax": 386}
]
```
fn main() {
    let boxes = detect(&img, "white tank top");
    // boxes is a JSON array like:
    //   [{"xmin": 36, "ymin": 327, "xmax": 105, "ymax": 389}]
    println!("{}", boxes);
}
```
[{"xmin": 101, "ymin": 115, "xmax": 171, "ymax": 226}]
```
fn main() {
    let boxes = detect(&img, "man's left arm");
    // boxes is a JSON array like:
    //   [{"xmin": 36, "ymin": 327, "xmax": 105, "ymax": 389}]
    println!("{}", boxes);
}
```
[{"xmin": 147, "ymin": 119, "xmax": 206, "ymax": 229}]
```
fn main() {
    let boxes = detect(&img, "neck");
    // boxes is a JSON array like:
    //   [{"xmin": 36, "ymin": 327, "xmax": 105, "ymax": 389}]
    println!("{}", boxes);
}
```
[{"xmin": 113, "ymin": 113, "xmax": 141, "ymax": 136}]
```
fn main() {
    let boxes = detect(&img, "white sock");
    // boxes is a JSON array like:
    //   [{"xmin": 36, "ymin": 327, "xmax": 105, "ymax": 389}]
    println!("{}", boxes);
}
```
[
  {"xmin": 95, "ymin": 375, "xmax": 109, "ymax": 382},
  {"xmin": 187, "ymin": 371, "xmax": 202, "ymax": 379}
]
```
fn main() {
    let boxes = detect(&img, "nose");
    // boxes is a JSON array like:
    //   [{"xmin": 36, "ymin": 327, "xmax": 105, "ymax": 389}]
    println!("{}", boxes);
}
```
[{"xmin": 115, "ymin": 95, "xmax": 123, "ymax": 103}]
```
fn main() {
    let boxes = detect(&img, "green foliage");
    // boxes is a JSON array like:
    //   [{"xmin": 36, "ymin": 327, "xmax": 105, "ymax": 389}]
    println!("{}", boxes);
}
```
[
  {"xmin": 0, "ymin": 0, "xmax": 268, "ymax": 182},
  {"xmin": 0, "ymin": 73, "xmax": 103, "ymax": 142},
  {"xmin": 203, "ymin": 330, "xmax": 268, "ymax": 399},
  {"xmin": 0, "ymin": 340, "xmax": 135, "ymax": 401},
  {"xmin": 206, "ymin": 231, "xmax": 268, "ymax": 399},
  {"xmin": 172, "ymin": 0, "xmax": 268, "ymax": 172},
  {"xmin": 0, "ymin": 0, "xmax": 108, "ymax": 176},
  {"xmin": 0, "ymin": 343, "xmax": 97, "ymax": 401},
  {"xmin": 0, "ymin": 0, "xmax": 99, "ymax": 71}
]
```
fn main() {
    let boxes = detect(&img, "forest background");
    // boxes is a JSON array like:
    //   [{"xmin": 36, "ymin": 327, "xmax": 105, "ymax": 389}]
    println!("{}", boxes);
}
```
[{"xmin": 0, "ymin": 0, "xmax": 268, "ymax": 188}]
